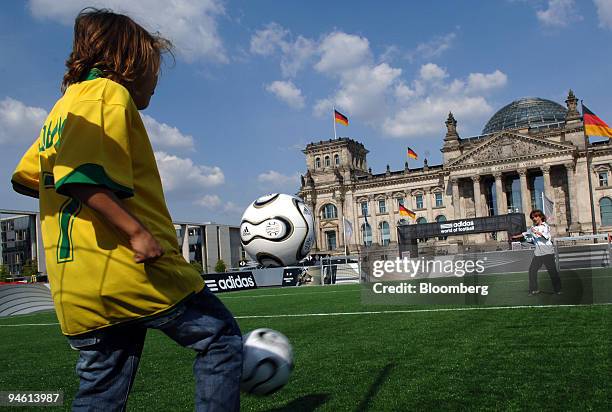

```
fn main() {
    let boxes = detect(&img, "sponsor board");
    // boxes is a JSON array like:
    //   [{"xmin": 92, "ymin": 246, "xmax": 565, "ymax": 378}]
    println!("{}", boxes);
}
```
[
  {"xmin": 202, "ymin": 271, "xmax": 257, "ymax": 293},
  {"xmin": 439, "ymin": 219, "xmax": 475, "ymax": 234},
  {"xmin": 282, "ymin": 268, "xmax": 302, "ymax": 287}
]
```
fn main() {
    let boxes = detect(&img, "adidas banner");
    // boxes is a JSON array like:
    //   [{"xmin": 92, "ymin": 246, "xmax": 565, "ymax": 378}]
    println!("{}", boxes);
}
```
[{"xmin": 202, "ymin": 271, "xmax": 258, "ymax": 293}]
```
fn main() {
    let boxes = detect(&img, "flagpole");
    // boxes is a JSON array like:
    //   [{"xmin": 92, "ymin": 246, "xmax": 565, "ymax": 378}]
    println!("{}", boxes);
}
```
[
  {"xmin": 582, "ymin": 100, "xmax": 598, "ymax": 235},
  {"xmin": 333, "ymin": 105, "xmax": 337, "ymax": 139}
]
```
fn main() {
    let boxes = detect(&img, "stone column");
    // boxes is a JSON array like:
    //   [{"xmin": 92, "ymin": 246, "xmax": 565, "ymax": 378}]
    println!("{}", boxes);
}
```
[
  {"xmin": 493, "ymin": 173, "xmax": 507, "ymax": 241},
  {"xmin": 425, "ymin": 188, "xmax": 434, "ymax": 223},
  {"xmin": 309, "ymin": 201, "xmax": 321, "ymax": 251},
  {"xmin": 390, "ymin": 195, "xmax": 398, "ymax": 243},
  {"xmin": 541, "ymin": 165, "xmax": 552, "ymax": 201},
  {"xmin": 519, "ymin": 168, "xmax": 531, "ymax": 220},
  {"xmin": 451, "ymin": 177, "xmax": 461, "ymax": 219},
  {"xmin": 565, "ymin": 162, "xmax": 581, "ymax": 231},
  {"xmin": 494, "ymin": 172, "xmax": 506, "ymax": 215},
  {"xmin": 368, "ymin": 196, "xmax": 378, "ymax": 245},
  {"xmin": 351, "ymin": 199, "xmax": 359, "ymax": 252},
  {"xmin": 336, "ymin": 194, "xmax": 345, "ymax": 250},
  {"xmin": 470, "ymin": 174, "xmax": 487, "ymax": 242},
  {"xmin": 540, "ymin": 165, "xmax": 555, "ymax": 233},
  {"xmin": 472, "ymin": 175, "xmax": 482, "ymax": 218}
]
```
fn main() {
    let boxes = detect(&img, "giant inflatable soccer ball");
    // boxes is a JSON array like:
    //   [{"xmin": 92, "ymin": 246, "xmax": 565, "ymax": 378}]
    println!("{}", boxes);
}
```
[{"xmin": 240, "ymin": 193, "xmax": 314, "ymax": 267}]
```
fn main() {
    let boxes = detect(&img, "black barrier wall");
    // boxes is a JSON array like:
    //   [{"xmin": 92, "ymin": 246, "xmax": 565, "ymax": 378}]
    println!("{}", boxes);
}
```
[{"xmin": 398, "ymin": 213, "xmax": 527, "ymax": 257}]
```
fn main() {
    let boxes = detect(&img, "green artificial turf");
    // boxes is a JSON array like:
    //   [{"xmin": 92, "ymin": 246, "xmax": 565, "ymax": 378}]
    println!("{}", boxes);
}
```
[{"xmin": 0, "ymin": 279, "xmax": 610, "ymax": 411}]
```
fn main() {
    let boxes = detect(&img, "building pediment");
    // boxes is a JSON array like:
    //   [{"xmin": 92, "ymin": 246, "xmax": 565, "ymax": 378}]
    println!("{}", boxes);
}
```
[
  {"xmin": 319, "ymin": 220, "xmax": 339, "ymax": 230},
  {"xmin": 447, "ymin": 132, "xmax": 575, "ymax": 169}
]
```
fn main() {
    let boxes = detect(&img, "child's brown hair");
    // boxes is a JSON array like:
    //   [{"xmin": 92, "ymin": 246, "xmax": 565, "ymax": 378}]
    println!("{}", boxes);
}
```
[
  {"xmin": 529, "ymin": 209, "xmax": 547, "ymax": 222},
  {"xmin": 62, "ymin": 8, "xmax": 173, "ymax": 92}
]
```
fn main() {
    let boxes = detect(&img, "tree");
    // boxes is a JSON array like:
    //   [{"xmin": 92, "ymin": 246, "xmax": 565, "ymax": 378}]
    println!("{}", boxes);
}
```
[
  {"xmin": 0, "ymin": 265, "xmax": 10, "ymax": 282},
  {"xmin": 214, "ymin": 259, "xmax": 226, "ymax": 273},
  {"xmin": 21, "ymin": 259, "xmax": 38, "ymax": 277}
]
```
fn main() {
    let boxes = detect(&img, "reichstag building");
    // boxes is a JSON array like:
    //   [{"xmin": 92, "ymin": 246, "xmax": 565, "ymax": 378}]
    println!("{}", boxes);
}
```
[{"xmin": 298, "ymin": 91, "xmax": 612, "ymax": 255}]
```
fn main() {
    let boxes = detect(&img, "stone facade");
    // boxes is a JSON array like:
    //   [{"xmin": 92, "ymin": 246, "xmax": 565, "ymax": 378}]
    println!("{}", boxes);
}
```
[{"xmin": 298, "ymin": 91, "xmax": 612, "ymax": 255}]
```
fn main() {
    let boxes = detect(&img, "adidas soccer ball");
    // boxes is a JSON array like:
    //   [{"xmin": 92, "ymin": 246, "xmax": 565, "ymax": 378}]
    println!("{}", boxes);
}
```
[
  {"xmin": 241, "ymin": 328, "xmax": 294, "ymax": 395},
  {"xmin": 240, "ymin": 193, "xmax": 314, "ymax": 267}
]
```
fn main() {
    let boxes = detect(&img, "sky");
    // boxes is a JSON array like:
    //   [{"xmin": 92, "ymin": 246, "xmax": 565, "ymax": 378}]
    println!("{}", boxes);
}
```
[{"xmin": 1, "ymin": 0, "xmax": 612, "ymax": 225}]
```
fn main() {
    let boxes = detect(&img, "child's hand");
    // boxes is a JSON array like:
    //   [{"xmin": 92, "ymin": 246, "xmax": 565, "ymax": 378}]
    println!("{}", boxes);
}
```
[
  {"xmin": 531, "ymin": 227, "xmax": 542, "ymax": 237},
  {"xmin": 130, "ymin": 229, "xmax": 164, "ymax": 263}
]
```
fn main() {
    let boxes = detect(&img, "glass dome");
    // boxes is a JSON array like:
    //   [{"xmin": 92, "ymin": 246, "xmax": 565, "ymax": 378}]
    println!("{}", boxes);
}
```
[{"xmin": 482, "ymin": 97, "xmax": 567, "ymax": 134}]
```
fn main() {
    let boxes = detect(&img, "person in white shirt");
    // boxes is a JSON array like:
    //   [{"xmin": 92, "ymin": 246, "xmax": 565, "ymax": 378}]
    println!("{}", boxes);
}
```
[{"xmin": 512, "ymin": 209, "xmax": 562, "ymax": 295}]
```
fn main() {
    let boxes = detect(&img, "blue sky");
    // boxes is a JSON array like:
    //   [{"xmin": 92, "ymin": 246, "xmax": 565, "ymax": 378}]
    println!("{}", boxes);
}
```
[{"xmin": 1, "ymin": 0, "xmax": 612, "ymax": 225}]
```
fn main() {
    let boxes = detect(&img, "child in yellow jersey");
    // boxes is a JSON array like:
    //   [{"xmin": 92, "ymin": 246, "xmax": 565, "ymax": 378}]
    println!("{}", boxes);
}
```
[{"xmin": 11, "ymin": 8, "xmax": 241, "ymax": 411}]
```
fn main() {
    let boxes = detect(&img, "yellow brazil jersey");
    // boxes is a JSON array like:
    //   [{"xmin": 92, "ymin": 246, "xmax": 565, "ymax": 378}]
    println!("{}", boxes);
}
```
[{"xmin": 11, "ymin": 77, "xmax": 204, "ymax": 336}]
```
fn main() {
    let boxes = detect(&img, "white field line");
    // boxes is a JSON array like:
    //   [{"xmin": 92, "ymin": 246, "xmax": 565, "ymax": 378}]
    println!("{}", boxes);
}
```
[
  {"xmin": 233, "ymin": 303, "xmax": 612, "ymax": 319},
  {"xmin": 1, "ymin": 303, "xmax": 610, "ymax": 327}
]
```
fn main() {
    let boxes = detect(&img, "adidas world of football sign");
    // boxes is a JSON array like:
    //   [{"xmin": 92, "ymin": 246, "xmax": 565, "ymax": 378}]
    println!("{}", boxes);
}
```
[{"xmin": 203, "ymin": 271, "xmax": 258, "ymax": 293}]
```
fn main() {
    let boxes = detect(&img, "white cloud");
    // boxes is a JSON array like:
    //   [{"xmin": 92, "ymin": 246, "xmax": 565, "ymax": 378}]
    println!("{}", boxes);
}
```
[
  {"xmin": 0, "ymin": 97, "xmax": 47, "ymax": 144},
  {"xmin": 379, "ymin": 45, "xmax": 400, "ymax": 63},
  {"xmin": 536, "ymin": 0, "xmax": 582, "ymax": 28},
  {"xmin": 194, "ymin": 195, "xmax": 244, "ymax": 215},
  {"xmin": 419, "ymin": 63, "xmax": 448, "ymax": 82},
  {"xmin": 28, "ymin": 0, "xmax": 228, "ymax": 63},
  {"xmin": 382, "ymin": 66, "xmax": 507, "ymax": 138},
  {"xmin": 383, "ymin": 96, "xmax": 492, "ymax": 138},
  {"xmin": 466, "ymin": 70, "xmax": 508, "ymax": 93},
  {"xmin": 394, "ymin": 82, "xmax": 416, "ymax": 102},
  {"xmin": 223, "ymin": 201, "xmax": 244, "ymax": 215},
  {"xmin": 314, "ymin": 32, "xmax": 372, "ymax": 74},
  {"xmin": 250, "ymin": 23, "xmax": 316, "ymax": 77},
  {"xmin": 154, "ymin": 151, "xmax": 224, "ymax": 194},
  {"xmin": 192, "ymin": 195, "xmax": 246, "ymax": 221},
  {"xmin": 265, "ymin": 81, "xmax": 305, "ymax": 109},
  {"xmin": 312, "ymin": 33, "xmax": 507, "ymax": 138},
  {"xmin": 313, "ymin": 98, "xmax": 334, "ymax": 119},
  {"xmin": 142, "ymin": 114, "xmax": 195, "ymax": 150},
  {"xmin": 281, "ymin": 37, "xmax": 317, "ymax": 78},
  {"xmin": 250, "ymin": 22, "xmax": 289, "ymax": 56},
  {"xmin": 254, "ymin": 26, "xmax": 507, "ymax": 140},
  {"xmin": 317, "ymin": 63, "xmax": 402, "ymax": 122},
  {"xmin": 594, "ymin": 0, "xmax": 612, "ymax": 29},
  {"xmin": 195, "ymin": 194, "xmax": 221, "ymax": 208},
  {"xmin": 409, "ymin": 32, "xmax": 457, "ymax": 62},
  {"xmin": 257, "ymin": 170, "xmax": 300, "ymax": 189}
]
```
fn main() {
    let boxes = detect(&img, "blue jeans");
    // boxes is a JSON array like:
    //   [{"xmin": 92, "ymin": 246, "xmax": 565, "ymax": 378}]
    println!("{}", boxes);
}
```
[{"xmin": 67, "ymin": 287, "xmax": 242, "ymax": 412}]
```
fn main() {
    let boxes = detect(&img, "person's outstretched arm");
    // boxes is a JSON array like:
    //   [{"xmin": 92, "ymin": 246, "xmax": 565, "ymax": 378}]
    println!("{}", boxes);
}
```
[
  {"xmin": 531, "ymin": 224, "xmax": 550, "ymax": 239},
  {"xmin": 63, "ymin": 184, "xmax": 164, "ymax": 263}
]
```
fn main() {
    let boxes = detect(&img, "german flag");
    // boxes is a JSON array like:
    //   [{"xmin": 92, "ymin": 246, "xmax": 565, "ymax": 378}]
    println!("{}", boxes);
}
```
[
  {"xmin": 583, "ymin": 104, "xmax": 612, "ymax": 139},
  {"xmin": 399, "ymin": 204, "xmax": 416, "ymax": 218},
  {"xmin": 407, "ymin": 147, "xmax": 418, "ymax": 160},
  {"xmin": 334, "ymin": 110, "xmax": 349, "ymax": 126}
]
